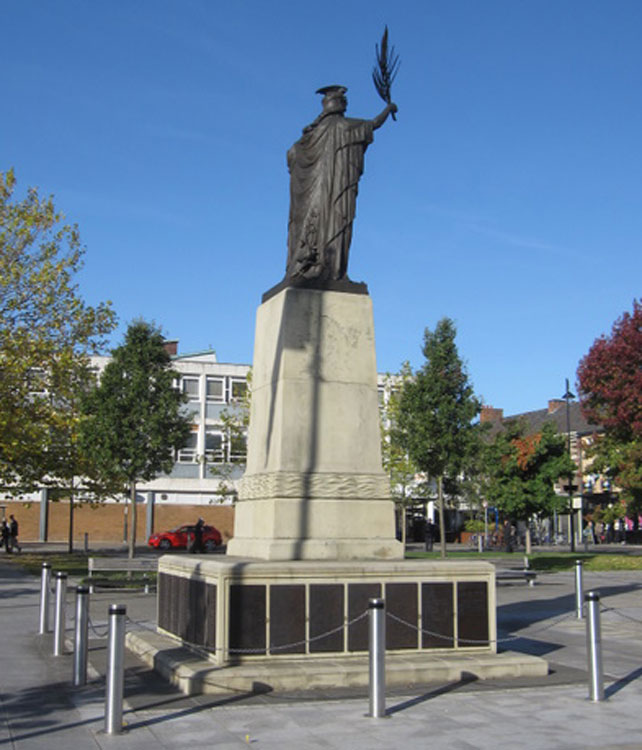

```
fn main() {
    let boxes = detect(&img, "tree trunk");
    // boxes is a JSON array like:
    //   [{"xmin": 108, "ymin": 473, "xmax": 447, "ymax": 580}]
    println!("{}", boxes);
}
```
[
  {"xmin": 128, "ymin": 481, "xmax": 137, "ymax": 559},
  {"xmin": 400, "ymin": 503, "xmax": 407, "ymax": 552},
  {"xmin": 68, "ymin": 485, "xmax": 74, "ymax": 555},
  {"xmin": 437, "ymin": 475, "xmax": 447, "ymax": 559},
  {"xmin": 525, "ymin": 525, "xmax": 532, "ymax": 555}
]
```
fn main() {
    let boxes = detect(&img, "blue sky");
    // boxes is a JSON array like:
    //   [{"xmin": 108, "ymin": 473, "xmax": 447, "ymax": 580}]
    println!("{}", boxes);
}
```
[{"xmin": 3, "ymin": 0, "xmax": 641, "ymax": 416}]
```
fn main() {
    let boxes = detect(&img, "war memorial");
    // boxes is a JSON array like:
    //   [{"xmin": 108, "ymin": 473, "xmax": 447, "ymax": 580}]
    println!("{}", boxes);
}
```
[{"xmin": 134, "ymin": 64, "xmax": 547, "ymax": 693}]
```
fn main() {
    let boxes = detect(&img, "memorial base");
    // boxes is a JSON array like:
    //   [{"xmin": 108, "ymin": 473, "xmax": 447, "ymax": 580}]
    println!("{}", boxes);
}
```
[
  {"xmin": 138, "ymin": 554, "xmax": 549, "ymax": 694},
  {"xmin": 156, "ymin": 556, "xmax": 497, "ymax": 666}
]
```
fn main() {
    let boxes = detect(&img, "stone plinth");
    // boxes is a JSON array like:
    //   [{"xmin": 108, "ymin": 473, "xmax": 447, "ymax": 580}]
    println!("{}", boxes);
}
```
[
  {"xmin": 226, "ymin": 287, "xmax": 402, "ymax": 560},
  {"xmin": 157, "ymin": 556, "xmax": 497, "ymax": 666}
]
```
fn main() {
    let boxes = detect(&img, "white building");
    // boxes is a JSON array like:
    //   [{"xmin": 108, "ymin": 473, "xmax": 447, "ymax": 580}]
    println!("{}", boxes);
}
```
[{"xmin": 90, "ymin": 342, "xmax": 251, "ymax": 507}]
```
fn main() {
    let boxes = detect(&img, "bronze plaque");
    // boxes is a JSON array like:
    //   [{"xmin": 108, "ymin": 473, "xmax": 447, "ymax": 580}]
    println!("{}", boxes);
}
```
[
  {"xmin": 348, "ymin": 583, "xmax": 382, "ymax": 652},
  {"xmin": 310, "ymin": 584, "xmax": 344, "ymax": 653},
  {"xmin": 421, "ymin": 582, "xmax": 454, "ymax": 649},
  {"xmin": 385, "ymin": 582, "xmax": 418, "ymax": 649},
  {"xmin": 457, "ymin": 582, "xmax": 489, "ymax": 646},
  {"xmin": 229, "ymin": 584, "xmax": 266, "ymax": 654},
  {"xmin": 270, "ymin": 585, "xmax": 305, "ymax": 655}
]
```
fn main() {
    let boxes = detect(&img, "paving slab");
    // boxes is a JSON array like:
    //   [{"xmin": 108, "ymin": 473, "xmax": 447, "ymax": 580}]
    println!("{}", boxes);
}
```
[{"xmin": 1, "ymin": 558, "xmax": 642, "ymax": 749}]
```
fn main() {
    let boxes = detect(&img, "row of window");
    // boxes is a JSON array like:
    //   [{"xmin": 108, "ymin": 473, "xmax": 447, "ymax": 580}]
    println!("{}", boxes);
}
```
[
  {"xmin": 180, "ymin": 375, "xmax": 248, "ymax": 404},
  {"xmin": 177, "ymin": 430, "xmax": 247, "ymax": 464}
]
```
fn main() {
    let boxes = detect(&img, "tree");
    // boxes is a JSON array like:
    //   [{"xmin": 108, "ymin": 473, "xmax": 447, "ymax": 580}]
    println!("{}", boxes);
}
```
[
  {"xmin": 396, "ymin": 319, "xmax": 482, "ymax": 557},
  {"xmin": 380, "ymin": 363, "xmax": 425, "ymax": 549},
  {"xmin": 577, "ymin": 300, "xmax": 642, "ymax": 519},
  {"xmin": 0, "ymin": 169, "xmax": 115, "ymax": 490},
  {"xmin": 43, "ymin": 360, "xmax": 125, "ymax": 553},
  {"xmin": 80, "ymin": 321, "xmax": 192, "ymax": 558},
  {"xmin": 482, "ymin": 421, "xmax": 575, "ymax": 552}
]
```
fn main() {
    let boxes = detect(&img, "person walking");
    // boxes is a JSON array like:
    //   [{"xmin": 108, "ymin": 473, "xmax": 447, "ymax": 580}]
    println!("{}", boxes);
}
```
[
  {"xmin": 191, "ymin": 517, "xmax": 205, "ymax": 554},
  {"xmin": 9, "ymin": 515, "xmax": 21, "ymax": 553}
]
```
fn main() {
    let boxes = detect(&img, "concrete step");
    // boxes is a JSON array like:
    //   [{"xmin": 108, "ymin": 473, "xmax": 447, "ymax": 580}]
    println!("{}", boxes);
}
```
[{"xmin": 126, "ymin": 629, "xmax": 548, "ymax": 696}]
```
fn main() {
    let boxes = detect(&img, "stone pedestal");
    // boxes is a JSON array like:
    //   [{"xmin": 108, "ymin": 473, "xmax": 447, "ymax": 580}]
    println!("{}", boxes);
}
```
[
  {"xmin": 226, "ymin": 287, "xmax": 402, "ymax": 560},
  {"xmin": 157, "ymin": 556, "xmax": 497, "ymax": 667}
]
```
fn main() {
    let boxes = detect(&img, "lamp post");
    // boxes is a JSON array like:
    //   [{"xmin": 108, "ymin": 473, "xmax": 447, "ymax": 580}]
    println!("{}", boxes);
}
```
[{"xmin": 562, "ymin": 378, "xmax": 576, "ymax": 553}]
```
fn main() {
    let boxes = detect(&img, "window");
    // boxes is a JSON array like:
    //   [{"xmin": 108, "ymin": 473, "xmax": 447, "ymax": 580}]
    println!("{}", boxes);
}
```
[
  {"xmin": 181, "ymin": 376, "xmax": 200, "ymax": 401},
  {"xmin": 229, "ymin": 432, "xmax": 247, "ymax": 463},
  {"xmin": 230, "ymin": 379, "xmax": 247, "ymax": 402},
  {"xmin": 206, "ymin": 377, "xmax": 224, "ymax": 402},
  {"xmin": 205, "ymin": 430, "xmax": 225, "ymax": 463},
  {"xmin": 177, "ymin": 432, "xmax": 198, "ymax": 463}
]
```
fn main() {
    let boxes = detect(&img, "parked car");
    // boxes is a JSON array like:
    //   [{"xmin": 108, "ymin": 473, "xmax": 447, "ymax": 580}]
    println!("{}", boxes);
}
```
[{"xmin": 148, "ymin": 524, "xmax": 222, "ymax": 552}]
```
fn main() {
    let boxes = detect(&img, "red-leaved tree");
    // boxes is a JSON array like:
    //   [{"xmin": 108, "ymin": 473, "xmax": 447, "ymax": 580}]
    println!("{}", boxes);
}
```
[{"xmin": 577, "ymin": 300, "xmax": 642, "ymax": 519}]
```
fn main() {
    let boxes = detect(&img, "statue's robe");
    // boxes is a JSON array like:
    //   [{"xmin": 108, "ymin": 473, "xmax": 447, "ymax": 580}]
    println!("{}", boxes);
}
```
[{"xmin": 286, "ymin": 114, "xmax": 374, "ymax": 281}]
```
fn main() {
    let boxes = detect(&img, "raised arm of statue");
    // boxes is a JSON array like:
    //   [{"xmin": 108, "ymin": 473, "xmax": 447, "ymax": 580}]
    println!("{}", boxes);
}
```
[{"xmin": 372, "ymin": 102, "xmax": 398, "ymax": 131}]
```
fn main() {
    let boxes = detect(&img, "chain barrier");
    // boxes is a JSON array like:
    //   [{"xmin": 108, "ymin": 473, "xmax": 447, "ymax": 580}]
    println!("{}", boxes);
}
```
[
  {"xmin": 88, "ymin": 614, "xmax": 109, "ymax": 639},
  {"xmin": 120, "ymin": 611, "xmax": 369, "ymax": 654},
  {"xmin": 599, "ymin": 604, "xmax": 642, "ymax": 626},
  {"xmin": 207, "ymin": 610, "xmax": 370, "ymax": 655},
  {"xmin": 68, "ymin": 594, "xmax": 642, "ymax": 653},
  {"xmin": 386, "ymin": 609, "xmax": 578, "ymax": 646},
  {"xmin": 268, "ymin": 611, "xmax": 368, "ymax": 654}
]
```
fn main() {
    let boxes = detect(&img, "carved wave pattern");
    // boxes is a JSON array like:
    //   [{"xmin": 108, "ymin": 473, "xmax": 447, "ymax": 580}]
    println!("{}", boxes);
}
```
[{"xmin": 239, "ymin": 472, "xmax": 390, "ymax": 500}]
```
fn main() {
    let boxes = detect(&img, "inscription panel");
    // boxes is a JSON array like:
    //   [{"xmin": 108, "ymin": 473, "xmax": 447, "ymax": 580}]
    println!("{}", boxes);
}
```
[
  {"xmin": 457, "ymin": 582, "xmax": 489, "ymax": 646},
  {"xmin": 348, "ymin": 583, "xmax": 382, "ymax": 652},
  {"xmin": 310, "ymin": 584, "xmax": 344, "ymax": 653},
  {"xmin": 385, "ymin": 582, "xmax": 418, "ymax": 650},
  {"xmin": 229, "ymin": 584, "xmax": 266, "ymax": 654},
  {"xmin": 421, "ymin": 582, "xmax": 454, "ymax": 649},
  {"xmin": 270, "ymin": 585, "xmax": 305, "ymax": 655}
]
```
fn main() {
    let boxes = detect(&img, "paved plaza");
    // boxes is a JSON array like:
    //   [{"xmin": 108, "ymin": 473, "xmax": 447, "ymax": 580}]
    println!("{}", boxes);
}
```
[{"xmin": 1, "ymin": 555, "xmax": 642, "ymax": 749}]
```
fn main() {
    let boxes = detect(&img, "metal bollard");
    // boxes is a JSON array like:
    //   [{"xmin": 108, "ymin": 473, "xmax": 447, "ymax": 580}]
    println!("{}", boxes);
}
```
[
  {"xmin": 368, "ymin": 598, "xmax": 386, "ymax": 718},
  {"xmin": 585, "ymin": 591, "xmax": 605, "ymax": 701},
  {"xmin": 575, "ymin": 560, "xmax": 584, "ymax": 619},
  {"xmin": 39, "ymin": 562, "xmax": 51, "ymax": 634},
  {"xmin": 104, "ymin": 604, "xmax": 127, "ymax": 734},
  {"xmin": 53, "ymin": 572, "xmax": 68, "ymax": 656},
  {"xmin": 73, "ymin": 586, "xmax": 90, "ymax": 687}
]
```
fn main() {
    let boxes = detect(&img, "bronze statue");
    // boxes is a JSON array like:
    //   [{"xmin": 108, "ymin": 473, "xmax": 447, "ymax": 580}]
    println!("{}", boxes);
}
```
[{"xmin": 284, "ymin": 86, "xmax": 397, "ymax": 282}]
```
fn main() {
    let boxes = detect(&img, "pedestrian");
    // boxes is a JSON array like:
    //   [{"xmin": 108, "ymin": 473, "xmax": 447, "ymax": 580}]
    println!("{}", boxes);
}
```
[
  {"xmin": 1, "ymin": 520, "xmax": 11, "ymax": 554},
  {"xmin": 424, "ymin": 519, "xmax": 434, "ymax": 552},
  {"xmin": 9, "ymin": 515, "xmax": 21, "ymax": 553},
  {"xmin": 191, "ymin": 517, "xmax": 205, "ymax": 554},
  {"xmin": 583, "ymin": 520, "xmax": 596, "ymax": 550}
]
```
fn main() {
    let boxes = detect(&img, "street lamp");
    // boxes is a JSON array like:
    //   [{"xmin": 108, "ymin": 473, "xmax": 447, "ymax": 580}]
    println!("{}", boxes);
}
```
[{"xmin": 562, "ymin": 378, "xmax": 577, "ymax": 552}]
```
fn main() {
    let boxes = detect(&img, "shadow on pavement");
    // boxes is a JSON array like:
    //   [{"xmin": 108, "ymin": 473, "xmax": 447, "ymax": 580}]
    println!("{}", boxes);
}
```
[{"xmin": 387, "ymin": 672, "xmax": 478, "ymax": 715}]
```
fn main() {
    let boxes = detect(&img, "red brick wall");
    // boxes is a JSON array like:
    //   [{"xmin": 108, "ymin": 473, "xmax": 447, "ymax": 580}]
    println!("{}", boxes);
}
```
[{"xmin": 2, "ymin": 500, "xmax": 235, "ymax": 544}]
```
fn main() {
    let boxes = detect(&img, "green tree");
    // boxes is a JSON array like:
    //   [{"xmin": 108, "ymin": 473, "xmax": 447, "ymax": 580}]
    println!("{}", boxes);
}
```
[
  {"xmin": 0, "ymin": 169, "xmax": 115, "ymax": 490},
  {"xmin": 43, "ymin": 361, "xmax": 125, "ymax": 553},
  {"xmin": 380, "ymin": 363, "xmax": 425, "ymax": 549},
  {"xmin": 397, "ymin": 318, "xmax": 482, "ymax": 557},
  {"xmin": 577, "ymin": 300, "xmax": 642, "ymax": 520},
  {"xmin": 80, "ymin": 321, "xmax": 192, "ymax": 558},
  {"xmin": 483, "ymin": 420, "xmax": 575, "ymax": 552}
]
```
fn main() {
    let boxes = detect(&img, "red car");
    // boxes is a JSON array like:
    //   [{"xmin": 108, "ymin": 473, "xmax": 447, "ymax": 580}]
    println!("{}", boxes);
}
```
[{"xmin": 148, "ymin": 524, "xmax": 222, "ymax": 552}]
